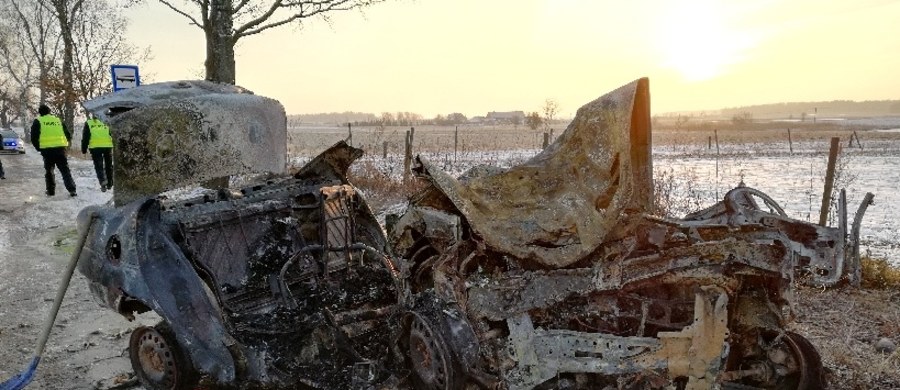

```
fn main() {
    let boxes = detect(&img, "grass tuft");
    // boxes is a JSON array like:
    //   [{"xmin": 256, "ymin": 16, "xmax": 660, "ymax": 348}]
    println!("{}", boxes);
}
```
[
  {"xmin": 347, "ymin": 160, "xmax": 424, "ymax": 213},
  {"xmin": 861, "ymin": 256, "xmax": 900, "ymax": 290}
]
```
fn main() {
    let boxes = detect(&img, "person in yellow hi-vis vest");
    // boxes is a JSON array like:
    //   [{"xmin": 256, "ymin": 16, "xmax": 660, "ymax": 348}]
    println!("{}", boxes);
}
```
[
  {"xmin": 81, "ymin": 113, "xmax": 113, "ymax": 192},
  {"xmin": 30, "ymin": 104, "xmax": 77, "ymax": 197}
]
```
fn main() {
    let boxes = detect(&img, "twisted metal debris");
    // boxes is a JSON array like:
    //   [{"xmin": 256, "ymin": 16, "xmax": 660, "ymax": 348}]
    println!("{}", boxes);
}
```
[{"xmin": 72, "ymin": 78, "xmax": 871, "ymax": 390}]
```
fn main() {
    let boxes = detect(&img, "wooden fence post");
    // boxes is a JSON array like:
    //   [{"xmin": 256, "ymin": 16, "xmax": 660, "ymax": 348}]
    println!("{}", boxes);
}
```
[
  {"xmin": 819, "ymin": 137, "xmax": 841, "ymax": 226},
  {"xmin": 403, "ymin": 130, "xmax": 412, "ymax": 181},
  {"xmin": 347, "ymin": 122, "xmax": 352, "ymax": 146},
  {"xmin": 543, "ymin": 133, "xmax": 549, "ymax": 149},
  {"xmin": 382, "ymin": 141, "xmax": 388, "ymax": 159},
  {"xmin": 714, "ymin": 129, "xmax": 720, "ymax": 198},
  {"xmin": 850, "ymin": 131, "xmax": 862, "ymax": 149},
  {"xmin": 787, "ymin": 128, "xmax": 793, "ymax": 154},
  {"xmin": 454, "ymin": 125, "xmax": 459, "ymax": 162}
]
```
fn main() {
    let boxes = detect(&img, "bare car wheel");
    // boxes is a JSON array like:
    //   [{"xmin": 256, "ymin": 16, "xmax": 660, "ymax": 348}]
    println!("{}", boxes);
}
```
[
  {"xmin": 128, "ymin": 324, "xmax": 197, "ymax": 390},
  {"xmin": 777, "ymin": 332, "xmax": 825, "ymax": 390},
  {"xmin": 406, "ymin": 312, "xmax": 460, "ymax": 390}
]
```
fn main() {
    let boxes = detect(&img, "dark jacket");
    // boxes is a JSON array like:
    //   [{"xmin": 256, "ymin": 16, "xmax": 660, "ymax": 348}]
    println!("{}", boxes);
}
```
[
  {"xmin": 82, "ymin": 122, "xmax": 92, "ymax": 154},
  {"xmin": 31, "ymin": 118, "xmax": 72, "ymax": 151}
]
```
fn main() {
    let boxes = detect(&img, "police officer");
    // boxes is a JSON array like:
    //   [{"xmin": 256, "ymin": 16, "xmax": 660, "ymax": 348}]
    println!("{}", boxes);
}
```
[
  {"xmin": 31, "ymin": 104, "xmax": 77, "ymax": 197},
  {"xmin": 81, "ymin": 113, "xmax": 113, "ymax": 192}
]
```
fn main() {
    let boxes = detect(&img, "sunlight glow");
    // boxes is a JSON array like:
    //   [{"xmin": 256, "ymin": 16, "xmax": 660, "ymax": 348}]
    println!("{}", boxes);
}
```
[{"xmin": 656, "ymin": 0, "xmax": 758, "ymax": 82}]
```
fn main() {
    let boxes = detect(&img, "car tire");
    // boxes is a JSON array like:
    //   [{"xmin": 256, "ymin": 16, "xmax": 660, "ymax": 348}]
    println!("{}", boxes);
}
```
[{"xmin": 128, "ymin": 323, "xmax": 199, "ymax": 390}]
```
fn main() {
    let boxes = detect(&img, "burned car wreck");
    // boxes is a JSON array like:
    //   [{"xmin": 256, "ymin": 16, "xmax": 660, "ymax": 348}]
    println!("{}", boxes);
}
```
[
  {"xmin": 77, "ymin": 81, "xmax": 405, "ymax": 389},
  {"xmin": 74, "ymin": 79, "xmax": 869, "ymax": 390},
  {"xmin": 390, "ymin": 78, "xmax": 870, "ymax": 389}
]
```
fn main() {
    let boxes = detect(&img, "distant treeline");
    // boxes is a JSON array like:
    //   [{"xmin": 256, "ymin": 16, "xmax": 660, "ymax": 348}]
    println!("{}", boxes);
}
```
[
  {"xmin": 288, "ymin": 112, "xmax": 378, "ymax": 125},
  {"xmin": 720, "ymin": 100, "xmax": 900, "ymax": 119},
  {"xmin": 287, "ymin": 111, "xmax": 469, "ymax": 127}
]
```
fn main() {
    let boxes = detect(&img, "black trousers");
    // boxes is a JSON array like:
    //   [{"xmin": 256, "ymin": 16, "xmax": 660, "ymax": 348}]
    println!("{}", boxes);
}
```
[
  {"xmin": 41, "ymin": 148, "xmax": 76, "ymax": 194},
  {"xmin": 90, "ymin": 148, "xmax": 113, "ymax": 186}
]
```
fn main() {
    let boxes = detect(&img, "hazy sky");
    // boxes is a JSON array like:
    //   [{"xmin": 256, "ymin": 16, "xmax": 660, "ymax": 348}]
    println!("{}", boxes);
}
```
[{"xmin": 125, "ymin": 0, "xmax": 900, "ymax": 118}]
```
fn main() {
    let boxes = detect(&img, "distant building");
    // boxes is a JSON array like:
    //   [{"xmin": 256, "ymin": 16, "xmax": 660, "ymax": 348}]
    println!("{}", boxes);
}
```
[{"xmin": 486, "ymin": 111, "xmax": 526, "ymax": 123}]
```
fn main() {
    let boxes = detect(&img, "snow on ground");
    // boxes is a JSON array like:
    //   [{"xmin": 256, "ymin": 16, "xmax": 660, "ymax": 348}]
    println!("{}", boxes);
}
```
[
  {"xmin": 0, "ymin": 136, "xmax": 112, "ymax": 235},
  {"xmin": 329, "ymin": 137, "xmax": 900, "ymax": 265},
  {"xmin": 838, "ymin": 116, "xmax": 900, "ymax": 129}
]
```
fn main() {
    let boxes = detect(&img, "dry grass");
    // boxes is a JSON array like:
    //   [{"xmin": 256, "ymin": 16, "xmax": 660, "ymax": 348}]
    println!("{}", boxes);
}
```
[
  {"xmin": 861, "ymin": 256, "xmax": 900, "ymax": 290},
  {"xmin": 347, "ymin": 160, "xmax": 425, "ymax": 213},
  {"xmin": 793, "ymin": 284, "xmax": 900, "ymax": 389}
]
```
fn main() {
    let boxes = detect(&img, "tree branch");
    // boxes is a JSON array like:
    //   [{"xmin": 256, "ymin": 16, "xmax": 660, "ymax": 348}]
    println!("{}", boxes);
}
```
[
  {"xmin": 157, "ymin": 0, "xmax": 205, "ymax": 28},
  {"xmin": 233, "ymin": 0, "xmax": 251, "ymax": 14},
  {"xmin": 233, "ymin": 0, "xmax": 285, "ymax": 39},
  {"xmin": 234, "ymin": 0, "xmax": 383, "ymax": 39}
]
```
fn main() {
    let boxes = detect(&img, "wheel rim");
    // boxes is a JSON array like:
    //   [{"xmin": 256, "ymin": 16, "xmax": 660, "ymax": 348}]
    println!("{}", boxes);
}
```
[
  {"xmin": 780, "ymin": 332, "xmax": 825, "ymax": 390},
  {"xmin": 408, "ymin": 313, "xmax": 451, "ymax": 390},
  {"xmin": 130, "ymin": 326, "xmax": 180, "ymax": 389}
]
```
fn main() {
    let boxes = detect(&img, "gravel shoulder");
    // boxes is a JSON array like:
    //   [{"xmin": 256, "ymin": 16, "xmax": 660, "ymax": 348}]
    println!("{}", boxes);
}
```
[{"xmin": 0, "ymin": 150, "xmax": 155, "ymax": 390}]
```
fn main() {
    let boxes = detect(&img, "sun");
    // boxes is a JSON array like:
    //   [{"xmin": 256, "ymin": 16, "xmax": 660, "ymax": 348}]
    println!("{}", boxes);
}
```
[{"xmin": 657, "ymin": 0, "xmax": 751, "ymax": 82}]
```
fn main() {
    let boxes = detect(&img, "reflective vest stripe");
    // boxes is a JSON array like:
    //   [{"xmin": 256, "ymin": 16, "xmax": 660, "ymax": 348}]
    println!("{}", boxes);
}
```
[
  {"xmin": 38, "ymin": 114, "xmax": 68, "ymax": 148},
  {"xmin": 87, "ymin": 119, "xmax": 113, "ymax": 148}
]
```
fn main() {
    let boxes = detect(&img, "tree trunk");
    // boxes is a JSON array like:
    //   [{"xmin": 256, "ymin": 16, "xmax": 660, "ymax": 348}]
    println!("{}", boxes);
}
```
[
  {"xmin": 204, "ymin": 0, "xmax": 236, "ymax": 84},
  {"xmin": 200, "ymin": 0, "xmax": 236, "ymax": 189},
  {"xmin": 20, "ymin": 91, "xmax": 31, "ymax": 141},
  {"xmin": 53, "ymin": 0, "xmax": 79, "ymax": 145},
  {"xmin": 0, "ymin": 105, "xmax": 9, "ymax": 128}
]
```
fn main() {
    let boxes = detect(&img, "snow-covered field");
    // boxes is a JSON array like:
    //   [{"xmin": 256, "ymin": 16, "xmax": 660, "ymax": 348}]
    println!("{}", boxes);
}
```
[
  {"xmin": 395, "ymin": 147, "xmax": 899, "ymax": 263},
  {"xmin": 287, "ymin": 123, "xmax": 900, "ymax": 265}
]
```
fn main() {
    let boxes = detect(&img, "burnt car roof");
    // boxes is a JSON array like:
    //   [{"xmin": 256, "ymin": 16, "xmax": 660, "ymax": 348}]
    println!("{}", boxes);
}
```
[
  {"xmin": 414, "ymin": 78, "xmax": 653, "ymax": 268},
  {"xmin": 81, "ymin": 80, "xmax": 287, "ymax": 206}
]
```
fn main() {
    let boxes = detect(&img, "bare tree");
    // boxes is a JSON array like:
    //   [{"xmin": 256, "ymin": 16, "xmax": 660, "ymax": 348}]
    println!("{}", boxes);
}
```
[
  {"xmin": 0, "ymin": 0, "xmax": 60, "ymax": 137},
  {"xmin": 511, "ymin": 114, "xmax": 521, "ymax": 130},
  {"xmin": 541, "ymin": 98, "xmax": 558, "ymax": 132},
  {"xmin": 2, "ymin": 0, "xmax": 149, "ymax": 139},
  {"xmin": 71, "ymin": 0, "xmax": 153, "ymax": 103},
  {"xmin": 380, "ymin": 112, "xmax": 394, "ymax": 126},
  {"xmin": 525, "ymin": 111, "xmax": 542, "ymax": 131},
  {"xmin": 154, "ymin": 0, "xmax": 389, "ymax": 84},
  {"xmin": 39, "ymin": 0, "xmax": 86, "ymax": 137}
]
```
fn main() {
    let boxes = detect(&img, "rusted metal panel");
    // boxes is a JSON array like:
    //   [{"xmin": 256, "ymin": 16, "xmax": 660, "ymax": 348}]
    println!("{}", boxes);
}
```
[
  {"xmin": 82, "ymin": 80, "xmax": 287, "ymax": 206},
  {"xmin": 415, "ymin": 78, "xmax": 653, "ymax": 268}
]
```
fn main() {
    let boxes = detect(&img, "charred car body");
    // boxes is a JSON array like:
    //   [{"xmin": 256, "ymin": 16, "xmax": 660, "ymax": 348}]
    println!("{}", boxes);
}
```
[
  {"xmin": 77, "ymin": 81, "xmax": 405, "ymax": 389},
  {"xmin": 390, "ymin": 78, "xmax": 871, "ymax": 389},
  {"xmin": 74, "ymin": 79, "xmax": 870, "ymax": 389}
]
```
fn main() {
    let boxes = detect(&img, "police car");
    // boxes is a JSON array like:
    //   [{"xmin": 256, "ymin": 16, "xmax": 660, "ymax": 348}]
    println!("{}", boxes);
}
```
[{"xmin": 1, "ymin": 130, "xmax": 26, "ymax": 154}]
